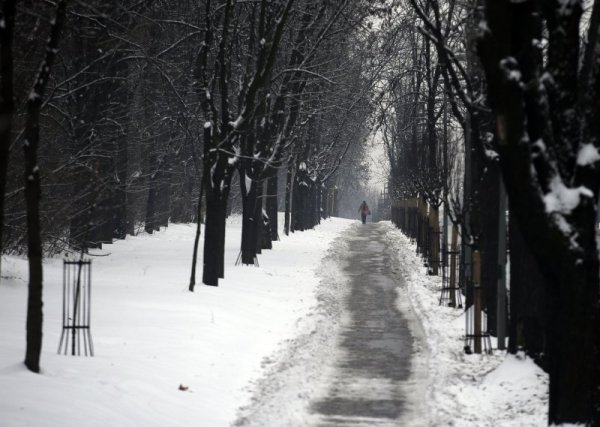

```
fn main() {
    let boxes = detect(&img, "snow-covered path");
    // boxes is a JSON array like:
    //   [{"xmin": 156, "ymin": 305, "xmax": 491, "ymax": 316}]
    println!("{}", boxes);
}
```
[
  {"xmin": 308, "ymin": 223, "xmax": 428, "ymax": 426},
  {"xmin": 235, "ymin": 222, "xmax": 429, "ymax": 426},
  {"xmin": 235, "ymin": 221, "xmax": 549, "ymax": 427}
]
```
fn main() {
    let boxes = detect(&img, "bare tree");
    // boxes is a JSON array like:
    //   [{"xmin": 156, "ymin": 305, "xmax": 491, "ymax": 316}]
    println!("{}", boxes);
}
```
[
  {"xmin": 478, "ymin": 0, "xmax": 600, "ymax": 423},
  {"xmin": 22, "ymin": 0, "xmax": 68, "ymax": 373},
  {"xmin": 0, "ymin": 0, "xmax": 17, "ymax": 273}
]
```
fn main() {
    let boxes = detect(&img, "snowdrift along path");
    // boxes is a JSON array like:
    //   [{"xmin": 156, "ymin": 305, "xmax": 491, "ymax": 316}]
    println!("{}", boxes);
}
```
[
  {"xmin": 235, "ymin": 222, "xmax": 430, "ymax": 426},
  {"xmin": 236, "ymin": 221, "xmax": 548, "ymax": 427}
]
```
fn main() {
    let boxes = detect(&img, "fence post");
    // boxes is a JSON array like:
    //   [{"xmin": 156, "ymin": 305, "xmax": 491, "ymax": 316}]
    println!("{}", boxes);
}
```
[
  {"xmin": 473, "ymin": 250, "xmax": 482, "ymax": 354},
  {"xmin": 497, "ymin": 181, "xmax": 507, "ymax": 350},
  {"xmin": 430, "ymin": 206, "xmax": 440, "ymax": 275},
  {"xmin": 450, "ymin": 224, "xmax": 458, "ymax": 307}
]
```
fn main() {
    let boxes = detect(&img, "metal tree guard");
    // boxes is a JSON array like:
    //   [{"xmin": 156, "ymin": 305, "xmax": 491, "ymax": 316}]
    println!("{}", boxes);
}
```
[
  {"xmin": 439, "ymin": 224, "xmax": 463, "ymax": 308},
  {"xmin": 58, "ymin": 260, "xmax": 94, "ymax": 356},
  {"xmin": 464, "ymin": 250, "xmax": 492, "ymax": 354}
]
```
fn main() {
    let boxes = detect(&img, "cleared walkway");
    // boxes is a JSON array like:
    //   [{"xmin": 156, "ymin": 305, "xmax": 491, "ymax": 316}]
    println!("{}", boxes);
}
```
[{"xmin": 309, "ymin": 223, "xmax": 424, "ymax": 426}]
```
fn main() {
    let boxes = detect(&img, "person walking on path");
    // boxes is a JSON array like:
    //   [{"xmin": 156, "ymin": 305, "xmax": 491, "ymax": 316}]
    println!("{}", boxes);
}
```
[{"xmin": 358, "ymin": 201, "xmax": 371, "ymax": 224}]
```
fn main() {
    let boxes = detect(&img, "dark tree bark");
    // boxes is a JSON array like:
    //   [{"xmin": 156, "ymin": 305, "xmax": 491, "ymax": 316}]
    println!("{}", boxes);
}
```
[
  {"xmin": 478, "ymin": 0, "xmax": 600, "ymax": 423},
  {"xmin": 113, "ymin": 132, "xmax": 128, "ymax": 240},
  {"xmin": 479, "ymin": 163, "xmax": 500, "ymax": 334},
  {"xmin": 23, "ymin": 0, "xmax": 68, "ymax": 373},
  {"xmin": 266, "ymin": 174, "xmax": 279, "ymax": 241},
  {"xmin": 0, "ymin": 0, "xmax": 16, "ymax": 264},
  {"xmin": 467, "ymin": 109, "xmax": 499, "ymax": 333},
  {"xmin": 284, "ymin": 156, "xmax": 293, "ymax": 235},
  {"xmin": 189, "ymin": 176, "xmax": 205, "ymax": 292},
  {"xmin": 254, "ymin": 180, "xmax": 267, "ymax": 252},
  {"xmin": 331, "ymin": 186, "xmax": 338, "ymax": 217},
  {"xmin": 144, "ymin": 160, "xmax": 158, "ymax": 234},
  {"xmin": 464, "ymin": 1, "xmax": 500, "ymax": 335},
  {"xmin": 292, "ymin": 163, "xmax": 309, "ymax": 231},
  {"xmin": 240, "ymin": 171, "xmax": 259, "ymax": 265},
  {"xmin": 508, "ymin": 209, "xmax": 547, "ymax": 368},
  {"xmin": 198, "ymin": 0, "xmax": 296, "ymax": 284},
  {"xmin": 202, "ymin": 189, "xmax": 223, "ymax": 287}
]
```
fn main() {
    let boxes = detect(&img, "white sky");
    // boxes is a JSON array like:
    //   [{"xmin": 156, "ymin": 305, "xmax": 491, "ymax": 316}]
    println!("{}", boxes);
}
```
[{"xmin": 366, "ymin": 129, "xmax": 389, "ymax": 192}]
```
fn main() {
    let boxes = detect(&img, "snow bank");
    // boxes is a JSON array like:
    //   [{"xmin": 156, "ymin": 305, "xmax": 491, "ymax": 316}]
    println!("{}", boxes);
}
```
[
  {"xmin": 0, "ymin": 215, "xmax": 353, "ymax": 427},
  {"xmin": 381, "ymin": 222, "xmax": 549, "ymax": 427},
  {"xmin": 234, "ymin": 226, "xmax": 351, "ymax": 426}
]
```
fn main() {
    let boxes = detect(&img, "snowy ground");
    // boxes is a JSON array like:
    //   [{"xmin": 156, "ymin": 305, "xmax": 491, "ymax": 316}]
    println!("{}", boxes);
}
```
[
  {"xmin": 0, "ymin": 217, "xmax": 549, "ymax": 426},
  {"xmin": 0, "ymin": 215, "xmax": 354, "ymax": 427},
  {"xmin": 380, "ymin": 222, "xmax": 549, "ymax": 427}
]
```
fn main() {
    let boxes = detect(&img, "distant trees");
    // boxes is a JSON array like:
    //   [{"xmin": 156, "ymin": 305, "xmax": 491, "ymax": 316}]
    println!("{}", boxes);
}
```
[
  {"xmin": 1, "ymin": 1, "xmax": 206, "ymax": 256},
  {"xmin": 4, "ymin": 2, "xmax": 597, "ymax": 422},
  {"xmin": 1, "ymin": 0, "xmax": 376, "ymax": 370},
  {"xmin": 188, "ymin": 0, "xmax": 376, "ymax": 286},
  {"xmin": 0, "ymin": 0, "xmax": 375, "ymax": 278},
  {"xmin": 376, "ymin": 3, "xmax": 450, "ymax": 276}
]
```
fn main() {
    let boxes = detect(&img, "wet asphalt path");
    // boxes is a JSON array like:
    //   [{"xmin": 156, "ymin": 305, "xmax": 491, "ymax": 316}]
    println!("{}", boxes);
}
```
[{"xmin": 309, "ymin": 223, "xmax": 418, "ymax": 426}]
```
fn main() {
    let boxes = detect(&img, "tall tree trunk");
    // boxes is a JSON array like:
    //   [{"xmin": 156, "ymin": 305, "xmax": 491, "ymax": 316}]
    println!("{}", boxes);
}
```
[
  {"xmin": 202, "ymin": 190, "xmax": 222, "ymax": 287},
  {"xmin": 478, "ymin": 1, "xmax": 600, "ymax": 422},
  {"xmin": 284, "ymin": 156, "xmax": 293, "ymax": 235},
  {"xmin": 545, "ymin": 235, "xmax": 599, "ymax": 423},
  {"xmin": 240, "ymin": 176, "xmax": 259, "ymax": 264},
  {"xmin": 217, "ymin": 168, "xmax": 233, "ymax": 280},
  {"xmin": 292, "ymin": 168, "xmax": 305, "ymax": 232},
  {"xmin": 113, "ymin": 134, "xmax": 128, "ymax": 240},
  {"xmin": 145, "ymin": 168, "xmax": 157, "ymax": 234},
  {"xmin": 429, "ymin": 205, "xmax": 440, "ymax": 275},
  {"xmin": 508, "ymin": 209, "xmax": 547, "ymax": 368},
  {"xmin": 314, "ymin": 181, "xmax": 321, "ymax": 226},
  {"xmin": 254, "ymin": 180, "xmax": 267, "ymax": 252},
  {"xmin": 23, "ymin": 0, "xmax": 68, "ymax": 373},
  {"xmin": 189, "ymin": 177, "xmax": 205, "ymax": 292},
  {"xmin": 321, "ymin": 186, "xmax": 329, "ymax": 219},
  {"xmin": 23, "ymin": 111, "xmax": 44, "ymax": 374},
  {"xmin": 332, "ymin": 186, "xmax": 338, "ymax": 217},
  {"xmin": 158, "ymin": 179, "xmax": 170, "ymax": 229},
  {"xmin": 266, "ymin": 174, "xmax": 279, "ymax": 241},
  {"xmin": 465, "ymin": 0, "xmax": 498, "ymax": 330},
  {"xmin": 217, "ymin": 194, "xmax": 228, "ymax": 279},
  {"xmin": 480, "ymin": 161, "xmax": 500, "ymax": 334},
  {"xmin": 0, "ymin": 0, "xmax": 16, "ymax": 265}
]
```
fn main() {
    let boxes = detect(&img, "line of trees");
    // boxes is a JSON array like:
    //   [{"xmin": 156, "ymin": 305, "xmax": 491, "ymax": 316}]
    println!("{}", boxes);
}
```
[
  {"xmin": 379, "ymin": 0, "xmax": 600, "ymax": 424},
  {"xmin": 0, "ymin": 1, "xmax": 379, "ymax": 373}
]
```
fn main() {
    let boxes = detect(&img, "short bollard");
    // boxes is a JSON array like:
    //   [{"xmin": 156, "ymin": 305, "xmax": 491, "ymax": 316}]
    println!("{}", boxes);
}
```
[{"xmin": 58, "ymin": 260, "xmax": 94, "ymax": 356}]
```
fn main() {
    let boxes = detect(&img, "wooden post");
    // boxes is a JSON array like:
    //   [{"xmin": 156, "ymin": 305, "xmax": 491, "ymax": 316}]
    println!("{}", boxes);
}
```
[
  {"xmin": 473, "ymin": 249, "xmax": 482, "ymax": 354},
  {"xmin": 418, "ymin": 198, "xmax": 427, "ymax": 255},
  {"xmin": 430, "ymin": 206, "xmax": 440, "ymax": 275},
  {"xmin": 405, "ymin": 200, "xmax": 409, "ymax": 233},
  {"xmin": 416, "ymin": 197, "xmax": 422, "ymax": 251},
  {"xmin": 423, "ymin": 200, "xmax": 430, "ymax": 260},
  {"xmin": 450, "ymin": 224, "xmax": 458, "ymax": 307},
  {"xmin": 497, "ymin": 181, "xmax": 507, "ymax": 350}
]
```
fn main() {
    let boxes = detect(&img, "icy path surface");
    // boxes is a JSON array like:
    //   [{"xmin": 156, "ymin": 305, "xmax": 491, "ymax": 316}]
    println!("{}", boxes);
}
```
[
  {"xmin": 235, "ymin": 222, "xmax": 429, "ymax": 427},
  {"xmin": 309, "ymin": 223, "xmax": 429, "ymax": 426}
]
